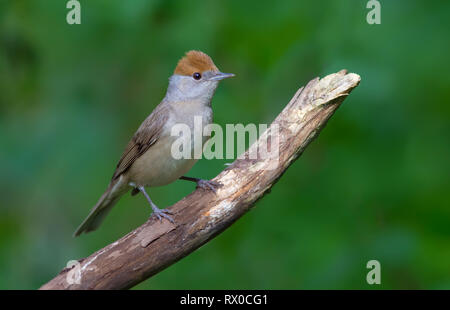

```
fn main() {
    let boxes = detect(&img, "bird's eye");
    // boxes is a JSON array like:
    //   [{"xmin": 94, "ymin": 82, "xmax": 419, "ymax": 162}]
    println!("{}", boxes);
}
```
[{"xmin": 193, "ymin": 72, "xmax": 202, "ymax": 80}]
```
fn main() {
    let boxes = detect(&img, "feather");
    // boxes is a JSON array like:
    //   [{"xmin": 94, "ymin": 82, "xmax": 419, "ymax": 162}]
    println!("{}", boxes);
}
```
[
  {"xmin": 111, "ymin": 103, "xmax": 170, "ymax": 180},
  {"xmin": 174, "ymin": 50, "xmax": 219, "ymax": 76}
]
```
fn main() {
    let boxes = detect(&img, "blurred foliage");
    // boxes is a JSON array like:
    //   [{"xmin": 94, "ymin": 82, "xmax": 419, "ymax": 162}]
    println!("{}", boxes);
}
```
[{"xmin": 0, "ymin": 0, "xmax": 449, "ymax": 289}]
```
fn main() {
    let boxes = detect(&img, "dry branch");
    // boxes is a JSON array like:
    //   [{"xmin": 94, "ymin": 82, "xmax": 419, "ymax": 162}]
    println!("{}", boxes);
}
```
[{"xmin": 40, "ymin": 70, "xmax": 361, "ymax": 290}]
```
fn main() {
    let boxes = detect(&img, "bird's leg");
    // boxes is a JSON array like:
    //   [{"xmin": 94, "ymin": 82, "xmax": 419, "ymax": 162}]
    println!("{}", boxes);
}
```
[
  {"xmin": 137, "ymin": 186, "xmax": 174, "ymax": 223},
  {"xmin": 179, "ymin": 176, "xmax": 222, "ymax": 193}
]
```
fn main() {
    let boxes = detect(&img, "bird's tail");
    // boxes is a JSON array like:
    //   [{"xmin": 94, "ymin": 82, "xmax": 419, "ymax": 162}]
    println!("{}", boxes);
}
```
[{"xmin": 73, "ymin": 178, "xmax": 128, "ymax": 237}]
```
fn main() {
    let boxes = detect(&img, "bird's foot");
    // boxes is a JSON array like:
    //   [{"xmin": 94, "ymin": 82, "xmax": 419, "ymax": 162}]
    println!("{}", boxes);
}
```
[
  {"xmin": 151, "ymin": 206, "xmax": 174, "ymax": 223},
  {"xmin": 196, "ymin": 179, "xmax": 223, "ymax": 193}
]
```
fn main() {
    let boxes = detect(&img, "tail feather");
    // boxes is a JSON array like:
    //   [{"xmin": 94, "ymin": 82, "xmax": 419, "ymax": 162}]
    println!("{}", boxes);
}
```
[{"xmin": 73, "ymin": 180, "xmax": 128, "ymax": 237}]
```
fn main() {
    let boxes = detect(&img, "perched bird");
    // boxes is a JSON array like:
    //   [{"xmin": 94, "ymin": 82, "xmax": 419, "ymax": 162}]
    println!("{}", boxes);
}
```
[{"xmin": 74, "ymin": 50, "xmax": 234, "ymax": 237}]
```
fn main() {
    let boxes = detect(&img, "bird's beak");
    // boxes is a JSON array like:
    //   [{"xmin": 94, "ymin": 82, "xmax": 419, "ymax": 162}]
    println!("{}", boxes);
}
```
[{"xmin": 208, "ymin": 72, "xmax": 235, "ymax": 81}]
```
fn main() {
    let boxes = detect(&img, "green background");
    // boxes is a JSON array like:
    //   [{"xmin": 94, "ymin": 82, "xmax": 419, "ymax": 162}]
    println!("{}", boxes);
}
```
[{"xmin": 0, "ymin": 0, "xmax": 449, "ymax": 289}]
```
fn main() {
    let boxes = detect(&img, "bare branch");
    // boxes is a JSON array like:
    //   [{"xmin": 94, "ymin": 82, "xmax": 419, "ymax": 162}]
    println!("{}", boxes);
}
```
[{"xmin": 40, "ymin": 70, "xmax": 361, "ymax": 290}]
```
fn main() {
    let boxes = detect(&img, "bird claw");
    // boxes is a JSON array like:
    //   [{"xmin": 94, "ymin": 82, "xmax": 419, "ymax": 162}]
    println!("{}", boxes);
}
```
[
  {"xmin": 151, "ymin": 207, "xmax": 174, "ymax": 223},
  {"xmin": 196, "ymin": 179, "xmax": 223, "ymax": 193}
]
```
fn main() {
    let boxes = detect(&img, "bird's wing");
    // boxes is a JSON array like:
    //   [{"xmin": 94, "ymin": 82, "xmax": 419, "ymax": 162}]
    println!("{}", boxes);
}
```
[{"xmin": 111, "ymin": 103, "xmax": 170, "ymax": 180}]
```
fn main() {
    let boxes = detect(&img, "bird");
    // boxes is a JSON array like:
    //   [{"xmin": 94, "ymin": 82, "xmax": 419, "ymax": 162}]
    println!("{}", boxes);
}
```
[{"xmin": 74, "ymin": 50, "xmax": 234, "ymax": 237}]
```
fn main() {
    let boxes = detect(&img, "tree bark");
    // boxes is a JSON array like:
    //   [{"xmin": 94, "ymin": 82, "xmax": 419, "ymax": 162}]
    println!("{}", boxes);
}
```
[{"xmin": 40, "ymin": 70, "xmax": 361, "ymax": 290}]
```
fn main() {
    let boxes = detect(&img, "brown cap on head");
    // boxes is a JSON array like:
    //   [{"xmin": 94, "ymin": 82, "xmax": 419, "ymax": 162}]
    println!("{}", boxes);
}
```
[{"xmin": 174, "ymin": 50, "xmax": 219, "ymax": 76}]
